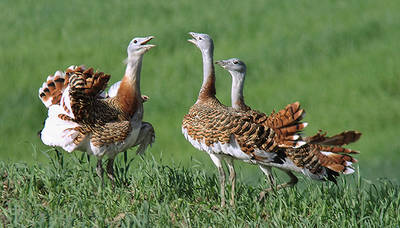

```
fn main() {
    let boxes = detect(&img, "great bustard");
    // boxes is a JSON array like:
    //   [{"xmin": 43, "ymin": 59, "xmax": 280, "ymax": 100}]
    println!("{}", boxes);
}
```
[
  {"xmin": 216, "ymin": 57, "xmax": 361, "ymax": 197},
  {"xmin": 38, "ymin": 36, "xmax": 156, "ymax": 187},
  {"xmin": 182, "ymin": 33, "xmax": 307, "ymax": 207}
]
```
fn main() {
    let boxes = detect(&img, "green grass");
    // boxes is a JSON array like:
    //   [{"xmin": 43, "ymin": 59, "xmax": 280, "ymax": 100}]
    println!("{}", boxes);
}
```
[
  {"xmin": 1, "ymin": 153, "xmax": 399, "ymax": 227},
  {"xmin": 1, "ymin": 0, "xmax": 400, "ymax": 225}
]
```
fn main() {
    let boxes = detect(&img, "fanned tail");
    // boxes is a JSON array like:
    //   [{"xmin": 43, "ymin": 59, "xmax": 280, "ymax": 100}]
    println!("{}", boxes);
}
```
[
  {"xmin": 290, "ymin": 141, "xmax": 360, "ymax": 183},
  {"xmin": 266, "ymin": 102, "xmax": 308, "ymax": 148},
  {"xmin": 304, "ymin": 130, "xmax": 361, "ymax": 181}
]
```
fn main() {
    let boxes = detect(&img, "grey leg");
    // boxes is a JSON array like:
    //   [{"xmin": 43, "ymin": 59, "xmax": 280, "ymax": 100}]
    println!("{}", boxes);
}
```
[
  {"xmin": 96, "ymin": 159, "xmax": 104, "ymax": 184},
  {"xmin": 106, "ymin": 158, "xmax": 115, "ymax": 189},
  {"xmin": 259, "ymin": 165, "xmax": 275, "ymax": 200},
  {"xmin": 210, "ymin": 154, "xmax": 226, "ymax": 207},
  {"xmin": 225, "ymin": 158, "xmax": 236, "ymax": 207},
  {"xmin": 259, "ymin": 166, "xmax": 298, "ymax": 200},
  {"xmin": 274, "ymin": 171, "xmax": 298, "ymax": 190}
]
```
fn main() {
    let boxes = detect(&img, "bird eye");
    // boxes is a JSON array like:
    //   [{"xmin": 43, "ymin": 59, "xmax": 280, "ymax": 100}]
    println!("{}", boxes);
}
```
[
  {"xmin": 133, "ymin": 40, "xmax": 137, "ymax": 44},
  {"xmin": 198, "ymin": 37, "xmax": 202, "ymax": 40},
  {"xmin": 233, "ymin": 61, "xmax": 238, "ymax": 64}
]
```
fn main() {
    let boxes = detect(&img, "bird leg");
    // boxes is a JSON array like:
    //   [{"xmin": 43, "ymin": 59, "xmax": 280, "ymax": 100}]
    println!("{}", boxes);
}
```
[
  {"xmin": 106, "ymin": 158, "xmax": 116, "ymax": 189},
  {"xmin": 225, "ymin": 158, "xmax": 236, "ymax": 207},
  {"xmin": 96, "ymin": 159, "xmax": 104, "ymax": 184},
  {"xmin": 217, "ymin": 165, "xmax": 226, "ymax": 207},
  {"xmin": 273, "ymin": 171, "xmax": 298, "ymax": 191},
  {"xmin": 265, "ymin": 171, "xmax": 298, "ymax": 192},
  {"xmin": 210, "ymin": 154, "xmax": 226, "ymax": 207},
  {"xmin": 259, "ymin": 165, "xmax": 275, "ymax": 201},
  {"xmin": 259, "ymin": 167, "xmax": 298, "ymax": 200}
]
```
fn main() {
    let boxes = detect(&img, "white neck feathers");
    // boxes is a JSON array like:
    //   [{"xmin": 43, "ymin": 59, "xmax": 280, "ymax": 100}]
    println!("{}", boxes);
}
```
[
  {"xmin": 124, "ymin": 55, "xmax": 144, "ymax": 95},
  {"xmin": 198, "ymin": 48, "xmax": 216, "ymax": 100},
  {"xmin": 230, "ymin": 70, "xmax": 245, "ymax": 110}
]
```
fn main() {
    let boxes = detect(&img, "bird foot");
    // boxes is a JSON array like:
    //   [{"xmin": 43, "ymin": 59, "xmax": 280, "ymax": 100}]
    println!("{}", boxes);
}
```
[
  {"xmin": 220, "ymin": 200, "xmax": 226, "ymax": 208},
  {"xmin": 229, "ymin": 199, "xmax": 235, "ymax": 208},
  {"xmin": 259, "ymin": 191, "xmax": 267, "ymax": 202},
  {"xmin": 106, "ymin": 158, "xmax": 116, "ymax": 190},
  {"xmin": 259, "ymin": 188, "xmax": 275, "ymax": 201}
]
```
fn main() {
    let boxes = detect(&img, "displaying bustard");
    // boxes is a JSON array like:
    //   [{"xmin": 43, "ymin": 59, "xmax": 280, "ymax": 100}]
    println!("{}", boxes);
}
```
[
  {"xmin": 182, "ymin": 33, "xmax": 307, "ymax": 207},
  {"xmin": 216, "ymin": 57, "xmax": 361, "ymax": 197},
  {"xmin": 38, "ymin": 36, "xmax": 156, "ymax": 186}
]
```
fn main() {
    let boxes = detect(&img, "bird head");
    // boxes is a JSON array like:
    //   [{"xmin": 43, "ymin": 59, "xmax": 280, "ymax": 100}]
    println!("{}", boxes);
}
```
[
  {"xmin": 188, "ymin": 32, "xmax": 214, "ymax": 53},
  {"xmin": 127, "ymin": 36, "xmax": 156, "ymax": 57},
  {"xmin": 215, "ymin": 58, "xmax": 247, "ymax": 75}
]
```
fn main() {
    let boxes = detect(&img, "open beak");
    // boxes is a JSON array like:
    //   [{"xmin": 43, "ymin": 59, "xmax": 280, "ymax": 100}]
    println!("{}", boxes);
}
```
[
  {"xmin": 188, "ymin": 32, "xmax": 197, "ymax": 45},
  {"xmin": 141, "ymin": 36, "xmax": 156, "ymax": 49}
]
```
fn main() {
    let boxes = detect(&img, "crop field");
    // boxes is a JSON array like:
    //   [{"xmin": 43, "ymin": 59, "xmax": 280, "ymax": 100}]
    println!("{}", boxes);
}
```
[{"xmin": 1, "ymin": 0, "xmax": 400, "ymax": 226}]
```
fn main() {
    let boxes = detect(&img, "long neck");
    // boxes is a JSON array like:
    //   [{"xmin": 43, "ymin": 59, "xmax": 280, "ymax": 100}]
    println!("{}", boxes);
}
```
[
  {"xmin": 116, "ymin": 54, "xmax": 144, "ymax": 117},
  {"xmin": 230, "ymin": 71, "xmax": 249, "ymax": 111},
  {"xmin": 198, "ymin": 48, "xmax": 216, "ymax": 101},
  {"xmin": 125, "ymin": 55, "xmax": 144, "ymax": 94}
]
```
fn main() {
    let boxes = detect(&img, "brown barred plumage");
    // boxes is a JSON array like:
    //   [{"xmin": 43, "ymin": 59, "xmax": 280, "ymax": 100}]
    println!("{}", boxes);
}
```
[
  {"xmin": 68, "ymin": 69, "xmax": 129, "ymax": 124},
  {"xmin": 259, "ymin": 101, "xmax": 307, "ymax": 148},
  {"xmin": 182, "ymin": 33, "xmax": 312, "ymax": 207},
  {"xmin": 41, "ymin": 65, "xmax": 141, "ymax": 147},
  {"xmin": 183, "ymin": 98, "xmax": 283, "ymax": 159},
  {"xmin": 216, "ymin": 57, "xmax": 361, "ymax": 196},
  {"xmin": 39, "ymin": 36, "xmax": 156, "ymax": 187}
]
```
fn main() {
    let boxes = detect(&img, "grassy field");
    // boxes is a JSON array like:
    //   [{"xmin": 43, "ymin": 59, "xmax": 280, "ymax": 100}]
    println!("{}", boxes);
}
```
[
  {"xmin": 1, "ymin": 153, "xmax": 399, "ymax": 226},
  {"xmin": 1, "ymin": 0, "xmax": 400, "ymax": 225}
]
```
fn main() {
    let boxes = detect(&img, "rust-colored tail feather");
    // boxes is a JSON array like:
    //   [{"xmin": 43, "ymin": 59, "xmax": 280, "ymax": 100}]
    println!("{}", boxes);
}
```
[
  {"xmin": 266, "ymin": 102, "xmax": 307, "ymax": 148},
  {"xmin": 314, "ymin": 143, "xmax": 359, "ymax": 176},
  {"xmin": 285, "ymin": 129, "xmax": 361, "ymax": 180},
  {"xmin": 305, "ymin": 130, "xmax": 361, "ymax": 146},
  {"xmin": 299, "ymin": 130, "xmax": 361, "ymax": 177},
  {"xmin": 320, "ymin": 145, "xmax": 359, "ymax": 154}
]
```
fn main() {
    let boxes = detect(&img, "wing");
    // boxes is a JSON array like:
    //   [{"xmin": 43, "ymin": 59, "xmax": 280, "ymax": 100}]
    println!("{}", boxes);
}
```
[
  {"xmin": 233, "ymin": 102, "xmax": 307, "ymax": 149},
  {"xmin": 264, "ymin": 102, "xmax": 307, "ymax": 148},
  {"xmin": 90, "ymin": 121, "xmax": 132, "ymax": 148},
  {"xmin": 67, "ymin": 67, "xmax": 120, "ymax": 123},
  {"xmin": 182, "ymin": 103, "xmax": 283, "ymax": 161}
]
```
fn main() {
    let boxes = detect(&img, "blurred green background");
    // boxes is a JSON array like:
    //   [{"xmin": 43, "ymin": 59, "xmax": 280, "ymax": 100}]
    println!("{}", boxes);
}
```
[{"xmin": 1, "ymin": 0, "xmax": 399, "ymax": 184}]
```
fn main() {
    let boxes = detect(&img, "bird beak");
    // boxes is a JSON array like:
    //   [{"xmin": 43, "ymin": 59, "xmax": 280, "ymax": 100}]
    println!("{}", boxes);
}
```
[
  {"xmin": 188, "ymin": 32, "xmax": 197, "ymax": 45},
  {"xmin": 215, "ymin": 60, "xmax": 227, "ymax": 68},
  {"xmin": 142, "ymin": 36, "xmax": 156, "ymax": 50}
]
